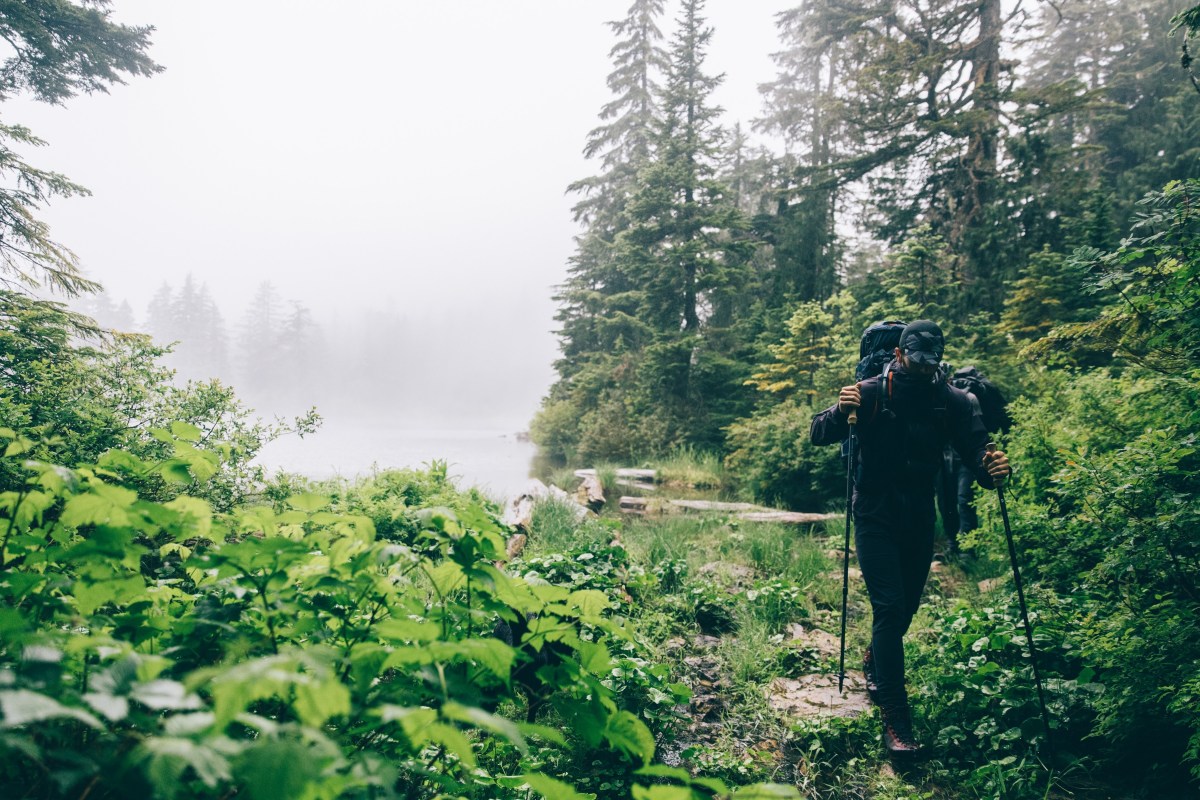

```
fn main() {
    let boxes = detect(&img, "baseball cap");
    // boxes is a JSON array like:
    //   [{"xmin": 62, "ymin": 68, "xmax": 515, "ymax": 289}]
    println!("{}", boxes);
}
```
[{"xmin": 899, "ymin": 320, "xmax": 944, "ymax": 366}]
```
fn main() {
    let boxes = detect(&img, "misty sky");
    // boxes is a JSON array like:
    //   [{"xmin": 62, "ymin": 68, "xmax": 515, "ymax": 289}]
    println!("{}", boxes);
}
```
[{"xmin": 12, "ymin": 1, "xmax": 789, "ymax": 430}]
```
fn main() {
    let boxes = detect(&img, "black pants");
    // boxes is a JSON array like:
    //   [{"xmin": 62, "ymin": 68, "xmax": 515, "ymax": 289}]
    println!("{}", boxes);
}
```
[
  {"xmin": 936, "ymin": 451, "xmax": 978, "ymax": 547},
  {"xmin": 854, "ymin": 486, "xmax": 935, "ymax": 707}
]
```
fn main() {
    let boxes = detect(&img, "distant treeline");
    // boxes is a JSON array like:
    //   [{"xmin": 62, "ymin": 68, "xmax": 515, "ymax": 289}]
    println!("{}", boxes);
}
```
[{"xmin": 74, "ymin": 280, "xmax": 435, "ymax": 421}]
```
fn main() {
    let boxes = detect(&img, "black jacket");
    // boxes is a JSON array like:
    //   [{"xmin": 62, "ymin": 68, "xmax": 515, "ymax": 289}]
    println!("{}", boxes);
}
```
[{"xmin": 810, "ymin": 361, "xmax": 996, "ymax": 494}]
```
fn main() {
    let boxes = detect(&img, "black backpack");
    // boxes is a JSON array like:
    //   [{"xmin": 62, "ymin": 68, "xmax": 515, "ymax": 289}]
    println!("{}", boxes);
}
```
[
  {"xmin": 855, "ymin": 320, "xmax": 907, "ymax": 382},
  {"xmin": 950, "ymin": 366, "xmax": 1012, "ymax": 434}
]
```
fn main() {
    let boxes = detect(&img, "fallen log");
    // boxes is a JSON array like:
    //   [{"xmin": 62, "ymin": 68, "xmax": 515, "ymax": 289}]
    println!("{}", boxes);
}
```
[
  {"xmin": 503, "ymin": 479, "xmax": 591, "ymax": 531},
  {"xmin": 615, "ymin": 497, "xmax": 841, "ymax": 524},
  {"xmin": 739, "ymin": 511, "xmax": 842, "ymax": 524},
  {"xmin": 576, "ymin": 473, "xmax": 605, "ymax": 511}
]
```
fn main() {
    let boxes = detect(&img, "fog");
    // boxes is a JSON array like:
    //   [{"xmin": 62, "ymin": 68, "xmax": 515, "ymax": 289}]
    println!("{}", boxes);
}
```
[{"xmin": 12, "ymin": 1, "xmax": 787, "ymax": 436}]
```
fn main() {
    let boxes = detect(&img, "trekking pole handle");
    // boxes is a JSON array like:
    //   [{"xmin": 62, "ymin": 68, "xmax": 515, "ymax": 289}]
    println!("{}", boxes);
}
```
[
  {"xmin": 847, "ymin": 382, "xmax": 860, "ymax": 425},
  {"xmin": 985, "ymin": 442, "xmax": 1005, "ymax": 488}
]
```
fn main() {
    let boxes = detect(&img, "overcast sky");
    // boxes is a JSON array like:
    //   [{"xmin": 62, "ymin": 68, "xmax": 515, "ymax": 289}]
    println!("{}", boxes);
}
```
[{"xmin": 12, "ymin": 0, "xmax": 790, "ymax": 430}]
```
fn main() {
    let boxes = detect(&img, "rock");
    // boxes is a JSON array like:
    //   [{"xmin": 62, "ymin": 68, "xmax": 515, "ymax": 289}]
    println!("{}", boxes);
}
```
[
  {"xmin": 691, "ymin": 634, "xmax": 723, "ymax": 650},
  {"xmin": 664, "ymin": 637, "xmax": 688, "ymax": 655},
  {"xmin": 823, "ymin": 568, "xmax": 862, "ymax": 583},
  {"xmin": 978, "ymin": 577, "xmax": 1005, "ymax": 593},
  {"xmin": 768, "ymin": 674, "xmax": 871, "ymax": 719},
  {"xmin": 698, "ymin": 561, "xmax": 756, "ymax": 584}
]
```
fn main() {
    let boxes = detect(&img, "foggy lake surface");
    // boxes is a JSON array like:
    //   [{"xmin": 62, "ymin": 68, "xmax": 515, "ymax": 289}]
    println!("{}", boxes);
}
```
[{"xmin": 254, "ymin": 421, "xmax": 538, "ymax": 501}]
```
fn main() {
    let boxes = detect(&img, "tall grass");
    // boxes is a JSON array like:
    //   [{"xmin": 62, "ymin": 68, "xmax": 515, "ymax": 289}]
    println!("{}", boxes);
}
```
[{"xmin": 656, "ymin": 445, "xmax": 726, "ymax": 490}]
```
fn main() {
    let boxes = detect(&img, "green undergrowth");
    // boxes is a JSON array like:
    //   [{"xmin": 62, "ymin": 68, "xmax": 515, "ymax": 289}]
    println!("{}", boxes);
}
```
[
  {"xmin": 539, "ymin": 497, "xmax": 1161, "ymax": 800},
  {"xmin": 0, "ymin": 431, "xmax": 805, "ymax": 800}
]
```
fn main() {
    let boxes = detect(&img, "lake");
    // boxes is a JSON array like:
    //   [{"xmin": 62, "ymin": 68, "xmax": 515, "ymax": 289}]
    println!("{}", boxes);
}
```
[{"xmin": 253, "ymin": 421, "xmax": 539, "ymax": 501}]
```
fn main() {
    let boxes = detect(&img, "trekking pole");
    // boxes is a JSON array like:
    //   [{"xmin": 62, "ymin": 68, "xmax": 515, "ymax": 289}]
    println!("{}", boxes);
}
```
[
  {"xmin": 838, "ymin": 407, "xmax": 857, "ymax": 693},
  {"xmin": 987, "ymin": 443, "xmax": 1054, "ymax": 758}
]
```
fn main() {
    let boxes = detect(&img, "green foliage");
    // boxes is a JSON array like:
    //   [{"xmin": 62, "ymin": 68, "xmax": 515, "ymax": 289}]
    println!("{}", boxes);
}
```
[
  {"xmin": 1030, "ymin": 179, "xmax": 1200, "ymax": 376},
  {"xmin": 0, "ymin": 290, "xmax": 319, "ymax": 512},
  {"xmin": 0, "ymin": 448, "xmax": 675, "ymax": 799},
  {"xmin": 724, "ymin": 402, "xmax": 842, "ymax": 511},
  {"xmin": 0, "ymin": 0, "xmax": 160, "ymax": 294}
]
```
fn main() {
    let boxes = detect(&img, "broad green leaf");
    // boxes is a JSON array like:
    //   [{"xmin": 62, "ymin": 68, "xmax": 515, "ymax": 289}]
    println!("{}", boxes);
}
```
[
  {"xmin": 158, "ymin": 461, "xmax": 194, "ymax": 485},
  {"xmin": 438, "ymin": 638, "xmax": 515, "ymax": 682},
  {"xmin": 138, "ymin": 736, "xmax": 233, "ymax": 790},
  {"xmin": 75, "ymin": 574, "xmax": 146, "ymax": 615},
  {"xmin": 130, "ymin": 680, "xmax": 203, "ymax": 711},
  {"xmin": 426, "ymin": 721, "xmax": 477, "ymax": 769},
  {"xmin": 83, "ymin": 693, "xmax": 129, "ymax": 722},
  {"xmin": 62, "ymin": 491, "xmax": 131, "ymax": 528},
  {"xmin": 237, "ymin": 738, "xmax": 327, "ymax": 800},
  {"xmin": 578, "ymin": 641, "xmax": 612, "ymax": 675},
  {"xmin": 692, "ymin": 776, "xmax": 731, "ymax": 795},
  {"xmin": 517, "ymin": 722, "xmax": 567, "ymax": 746},
  {"xmin": 164, "ymin": 496, "xmax": 213, "ymax": 541},
  {"xmin": 426, "ymin": 560, "xmax": 465, "ymax": 594},
  {"xmin": 4, "ymin": 435, "xmax": 35, "ymax": 457},
  {"xmin": 286, "ymin": 493, "xmax": 330, "ymax": 513},
  {"xmin": 163, "ymin": 713, "xmax": 217, "ymax": 736},
  {"xmin": 0, "ymin": 689, "xmax": 103, "ymax": 729},
  {"xmin": 568, "ymin": 589, "xmax": 611, "ymax": 617},
  {"xmin": 524, "ymin": 773, "xmax": 597, "ymax": 800},
  {"xmin": 603, "ymin": 710, "xmax": 655, "ymax": 765},
  {"xmin": 375, "ymin": 617, "xmax": 440, "ymax": 643},
  {"xmin": 169, "ymin": 422, "xmax": 203, "ymax": 442},
  {"xmin": 293, "ymin": 678, "xmax": 350, "ymax": 727},
  {"xmin": 441, "ymin": 701, "xmax": 526, "ymax": 753},
  {"xmin": 375, "ymin": 705, "xmax": 437, "ymax": 747}
]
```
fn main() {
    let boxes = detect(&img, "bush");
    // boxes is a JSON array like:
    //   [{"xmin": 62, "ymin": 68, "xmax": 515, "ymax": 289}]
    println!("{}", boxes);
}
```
[{"xmin": 724, "ymin": 401, "xmax": 842, "ymax": 510}]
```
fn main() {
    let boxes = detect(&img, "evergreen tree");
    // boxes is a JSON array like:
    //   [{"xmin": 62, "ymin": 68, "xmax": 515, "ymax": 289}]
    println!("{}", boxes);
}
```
[
  {"xmin": 555, "ymin": 0, "xmax": 668, "ymax": 378},
  {"xmin": 145, "ymin": 283, "xmax": 176, "ymax": 344},
  {"xmin": 0, "ymin": 1, "xmax": 159, "ymax": 295},
  {"xmin": 236, "ymin": 281, "xmax": 283, "ymax": 400},
  {"xmin": 755, "ymin": 3, "xmax": 844, "ymax": 302}
]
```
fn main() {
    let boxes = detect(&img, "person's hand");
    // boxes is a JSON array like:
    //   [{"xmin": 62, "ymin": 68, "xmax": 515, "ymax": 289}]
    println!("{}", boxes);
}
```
[
  {"xmin": 983, "ymin": 448, "xmax": 1012, "ymax": 485},
  {"xmin": 838, "ymin": 383, "xmax": 861, "ymax": 416}
]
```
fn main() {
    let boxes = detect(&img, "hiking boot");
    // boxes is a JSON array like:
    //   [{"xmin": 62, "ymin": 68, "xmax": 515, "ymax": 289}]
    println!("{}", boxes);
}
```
[
  {"xmin": 880, "ymin": 703, "xmax": 921, "ymax": 756},
  {"xmin": 862, "ymin": 647, "xmax": 880, "ymax": 703}
]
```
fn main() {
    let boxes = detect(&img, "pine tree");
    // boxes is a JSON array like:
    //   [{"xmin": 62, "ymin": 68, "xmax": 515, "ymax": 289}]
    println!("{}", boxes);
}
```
[
  {"xmin": 623, "ymin": 0, "xmax": 747, "ymax": 336},
  {"xmin": 236, "ymin": 282, "xmax": 283, "ymax": 401},
  {"xmin": 755, "ymin": 3, "xmax": 844, "ymax": 302},
  {"xmin": 0, "ymin": 1, "xmax": 159, "ymax": 295},
  {"xmin": 555, "ymin": 0, "xmax": 668, "ymax": 378}
]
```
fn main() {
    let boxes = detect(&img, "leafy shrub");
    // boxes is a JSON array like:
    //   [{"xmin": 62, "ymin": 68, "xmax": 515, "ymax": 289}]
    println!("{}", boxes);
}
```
[
  {"xmin": 0, "ymin": 443, "xmax": 671, "ymax": 799},
  {"xmin": 724, "ymin": 402, "xmax": 842, "ymax": 511}
]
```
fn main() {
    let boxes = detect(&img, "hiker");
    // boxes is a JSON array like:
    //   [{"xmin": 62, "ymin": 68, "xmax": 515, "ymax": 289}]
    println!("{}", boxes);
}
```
[
  {"xmin": 938, "ymin": 366, "xmax": 1012, "ymax": 553},
  {"xmin": 810, "ymin": 320, "xmax": 1012, "ymax": 755}
]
